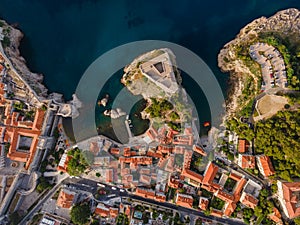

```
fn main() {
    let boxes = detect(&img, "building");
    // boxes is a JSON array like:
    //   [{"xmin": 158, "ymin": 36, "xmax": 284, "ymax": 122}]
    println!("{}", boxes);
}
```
[
  {"xmin": 95, "ymin": 204, "xmax": 119, "ymax": 218},
  {"xmin": 139, "ymin": 51, "xmax": 178, "ymax": 94},
  {"xmin": 56, "ymin": 189, "xmax": 77, "ymax": 209},
  {"xmin": 192, "ymin": 144, "xmax": 207, "ymax": 156},
  {"xmin": 175, "ymin": 193, "xmax": 193, "ymax": 208},
  {"xmin": 57, "ymin": 153, "xmax": 71, "ymax": 172},
  {"xmin": 256, "ymin": 155, "xmax": 275, "ymax": 177},
  {"xmin": 268, "ymin": 207, "xmax": 283, "ymax": 224},
  {"xmin": 277, "ymin": 180, "xmax": 300, "ymax": 219},
  {"xmin": 198, "ymin": 197, "xmax": 209, "ymax": 210},
  {"xmin": 238, "ymin": 139, "xmax": 249, "ymax": 153},
  {"xmin": 210, "ymin": 209, "xmax": 223, "ymax": 217},
  {"xmin": 239, "ymin": 192, "xmax": 258, "ymax": 209},
  {"xmin": 202, "ymin": 162, "xmax": 219, "ymax": 185},
  {"xmin": 238, "ymin": 154, "xmax": 255, "ymax": 169},
  {"xmin": 38, "ymin": 215, "xmax": 62, "ymax": 225}
]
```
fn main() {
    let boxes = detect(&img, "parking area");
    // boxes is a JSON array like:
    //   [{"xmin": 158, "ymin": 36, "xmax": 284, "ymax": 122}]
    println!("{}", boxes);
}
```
[{"xmin": 249, "ymin": 43, "xmax": 288, "ymax": 91}]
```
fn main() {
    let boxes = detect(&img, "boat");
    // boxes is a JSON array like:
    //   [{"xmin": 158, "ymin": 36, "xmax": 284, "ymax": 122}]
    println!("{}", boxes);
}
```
[{"xmin": 203, "ymin": 121, "xmax": 210, "ymax": 127}]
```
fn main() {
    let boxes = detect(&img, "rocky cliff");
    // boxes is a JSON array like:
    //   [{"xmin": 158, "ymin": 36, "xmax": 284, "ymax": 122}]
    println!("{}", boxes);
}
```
[{"xmin": 218, "ymin": 8, "xmax": 300, "ymax": 118}]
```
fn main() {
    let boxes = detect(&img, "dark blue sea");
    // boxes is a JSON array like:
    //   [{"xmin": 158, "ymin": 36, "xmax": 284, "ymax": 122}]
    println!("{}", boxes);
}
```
[{"xmin": 0, "ymin": 0, "xmax": 299, "ymax": 141}]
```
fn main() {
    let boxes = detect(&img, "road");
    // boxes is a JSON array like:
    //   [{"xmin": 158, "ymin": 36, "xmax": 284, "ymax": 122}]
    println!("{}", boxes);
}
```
[
  {"xmin": 19, "ymin": 175, "xmax": 69, "ymax": 225},
  {"xmin": 19, "ymin": 176, "xmax": 246, "ymax": 225},
  {"xmin": 64, "ymin": 177, "xmax": 245, "ymax": 225}
]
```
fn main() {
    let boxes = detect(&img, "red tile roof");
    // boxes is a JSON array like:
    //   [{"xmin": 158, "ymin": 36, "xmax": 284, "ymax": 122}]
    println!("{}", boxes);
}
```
[
  {"xmin": 238, "ymin": 154, "xmax": 256, "ymax": 169},
  {"xmin": 210, "ymin": 209, "xmax": 223, "ymax": 217},
  {"xmin": 238, "ymin": 139, "xmax": 249, "ymax": 153},
  {"xmin": 278, "ymin": 181, "xmax": 300, "ymax": 219},
  {"xmin": 193, "ymin": 144, "xmax": 207, "ymax": 156},
  {"xmin": 224, "ymin": 202, "xmax": 236, "ymax": 217},
  {"xmin": 256, "ymin": 155, "xmax": 275, "ymax": 177},
  {"xmin": 240, "ymin": 192, "xmax": 258, "ymax": 209},
  {"xmin": 175, "ymin": 193, "xmax": 193, "ymax": 208},
  {"xmin": 268, "ymin": 207, "xmax": 282, "ymax": 224},
  {"xmin": 181, "ymin": 169, "xmax": 203, "ymax": 184},
  {"xmin": 198, "ymin": 197, "xmax": 209, "ymax": 210},
  {"xmin": 56, "ymin": 189, "xmax": 76, "ymax": 208},
  {"xmin": 202, "ymin": 162, "xmax": 219, "ymax": 185},
  {"xmin": 135, "ymin": 188, "xmax": 155, "ymax": 199}
]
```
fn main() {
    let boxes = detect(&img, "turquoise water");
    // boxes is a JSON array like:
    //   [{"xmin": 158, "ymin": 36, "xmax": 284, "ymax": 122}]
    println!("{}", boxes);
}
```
[{"xmin": 0, "ymin": 0, "xmax": 299, "ymax": 140}]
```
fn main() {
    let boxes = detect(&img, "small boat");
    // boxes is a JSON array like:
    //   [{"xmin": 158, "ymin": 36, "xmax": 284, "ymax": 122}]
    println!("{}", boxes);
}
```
[{"xmin": 203, "ymin": 121, "xmax": 210, "ymax": 127}]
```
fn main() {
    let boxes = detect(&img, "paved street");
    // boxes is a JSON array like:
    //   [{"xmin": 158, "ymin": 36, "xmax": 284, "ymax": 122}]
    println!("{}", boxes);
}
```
[
  {"xmin": 250, "ymin": 43, "xmax": 287, "ymax": 90},
  {"xmin": 19, "ymin": 174, "xmax": 69, "ymax": 225}
]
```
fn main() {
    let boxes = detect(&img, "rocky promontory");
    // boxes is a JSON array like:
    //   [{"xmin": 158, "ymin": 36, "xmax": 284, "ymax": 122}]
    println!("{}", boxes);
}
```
[
  {"xmin": 218, "ymin": 8, "xmax": 300, "ymax": 119},
  {"xmin": 0, "ymin": 19, "xmax": 48, "ymax": 98}
]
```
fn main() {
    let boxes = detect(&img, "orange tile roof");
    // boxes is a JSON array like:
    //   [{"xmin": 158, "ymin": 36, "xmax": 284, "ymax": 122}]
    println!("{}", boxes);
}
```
[
  {"xmin": 106, "ymin": 169, "xmax": 113, "ymax": 183},
  {"xmin": 139, "ymin": 174, "xmax": 151, "ymax": 185},
  {"xmin": 1, "ymin": 102, "xmax": 46, "ymax": 170},
  {"xmin": 233, "ymin": 178, "xmax": 247, "ymax": 201},
  {"xmin": 256, "ymin": 155, "xmax": 275, "ymax": 177},
  {"xmin": 238, "ymin": 139, "xmax": 249, "ymax": 153},
  {"xmin": 155, "ymin": 193, "xmax": 166, "ymax": 202},
  {"xmin": 109, "ymin": 208, "xmax": 119, "ymax": 218},
  {"xmin": 56, "ymin": 189, "xmax": 76, "ymax": 209},
  {"xmin": 210, "ymin": 209, "xmax": 223, "ymax": 217},
  {"xmin": 32, "ymin": 109, "xmax": 45, "ymax": 130},
  {"xmin": 224, "ymin": 202, "xmax": 236, "ymax": 217},
  {"xmin": 110, "ymin": 147, "xmax": 120, "ymax": 155},
  {"xmin": 95, "ymin": 204, "xmax": 110, "ymax": 217},
  {"xmin": 198, "ymin": 197, "xmax": 209, "ymax": 210},
  {"xmin": 175, "ymin": 193, "xmax": 193, "ymax": 208},
  {"xmin": 57, "ymin": 154, "xmax": 72, "ymax": 173},
  {"xmin": 146, "ymin": 127, "xmax": 158, "ymax": 141},
  {"xmin": 135, "ymin": 188, "xmax": 155, "ymax": 199},
  {"xmin": 7, "ymin": 128, "xmax": 40, "ymax": 169},
  {"xmin": 216, "ymin": 190, "xmax": 234, "ymax": 202},
  {"xmin": 183, "ymin": 150, "xmax": 193, "ymax": 169},
  {"xmin": 193, "ymin": 144, "xmax": 207, "ymax": 156},
  {"xmin": 202, "ymin": 162, "xmax": 219, "ymax": 185},
  {"xmin": 268, "ymin": 207, "xmax": 282, "ymax": 224},
  {"xmin": 184, "ymin": 127, "xmax": 193, "ymax": 135},
  {"xmin": 181, "ymin": 169, "xmax": 203, "ymax": 184},
  {"xmin": 174, "ymin": 146, "xmax": 185, "ymax": 154},
  {"xmin": 240, "ymin": 192, "xmax": 258, "ymax": 209},
  {"xmin": 173, "ymin": 135, "xmax": 193, "ymax": 146},
  {"xmin": 119, "ymin": 156, "xmax": 152, "ymax": 165},
  {"xmin": 278, "ymin": 181, "xmax": 300, "ymax": 219},
  {"xmin": 146, "ymin": 150, "xmax": 163, "ymax": 158},
  {"xmin": 238, "ymin": 154, "xmax": 255, "ymax": 169},
  {"xmin": 229, "ymin": 172, "xmax": 242, "ymax": 181},
  {"xmin": 168, "ymin": 176, "xmax": 181, "ymax": 189},
  {"xmin": 157, "ymin": 145, "xmax": 174, "ymax": 154}
]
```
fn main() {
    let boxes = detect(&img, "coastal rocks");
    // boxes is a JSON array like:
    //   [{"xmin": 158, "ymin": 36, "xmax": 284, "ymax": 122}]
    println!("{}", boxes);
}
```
[
  {"xmin": 98, "ymin": 94, "xmax": 109, "ymax": 107},
  {"xmin": 104, "ymin": 108, "xmax": 126, "ymax": 119},
  {"xmin": 0, "ymin": 20, "xmax": 49, "ymax": 98},
  {"xmin": 217, "ymin": 8, "xmax": 300, "ymax": 119}
]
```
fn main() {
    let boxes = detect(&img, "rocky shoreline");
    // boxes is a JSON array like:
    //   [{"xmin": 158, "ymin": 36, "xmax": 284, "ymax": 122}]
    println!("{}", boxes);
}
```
[
  {"xmin": 0, "ymin": 19, "xmax": 48, "ymax": 98},
  {"xmin": 218, "ymin": 8, "xmax": 300, "ymax": 120}
]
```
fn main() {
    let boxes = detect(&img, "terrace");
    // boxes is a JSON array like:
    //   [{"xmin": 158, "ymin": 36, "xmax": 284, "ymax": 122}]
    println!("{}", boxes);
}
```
[
  {"xmin": 224, "ymin": 177, "xmax": 237, "ymax": 193},
  {"xmin": 213, "ymin": 171, "xmax": 223, "ymax": 184},
  {"xmin": 210, "ymin": 196, "xmax": 226, "ymax": 211},
  {"xmin": 17, "ymin": 135, "xmax": 33, "ymax": 152}
]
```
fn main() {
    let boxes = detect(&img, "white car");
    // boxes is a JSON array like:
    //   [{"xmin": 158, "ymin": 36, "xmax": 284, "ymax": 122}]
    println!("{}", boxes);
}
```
[
  {"xmin": 111, "ymin": 187, "xmax": 117, "ymax": 190},
  {"xmin": 97, "ymin": 183, "xmax": 105, "ymax": 188},
  {"xmin": 120, "ymin": 189, "xmax": 125, "ymax": 192}
]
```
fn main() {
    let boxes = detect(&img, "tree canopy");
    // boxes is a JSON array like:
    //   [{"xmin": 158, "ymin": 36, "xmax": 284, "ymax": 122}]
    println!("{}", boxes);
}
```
[
  {"xmin": 70, "ymin": 203, "xmax": 91, "ymax": 225},
  {"xmin": 255, "ymin": 110, "xmax": 300, "ymax": 181}
]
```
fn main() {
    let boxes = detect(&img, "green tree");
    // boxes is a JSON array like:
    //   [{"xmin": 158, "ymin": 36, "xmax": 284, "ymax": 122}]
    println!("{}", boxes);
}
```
[
  {"xmin": 70, "ymin": 203, "xmax": 91, "ymax": 225},
  {"xmin": 294, "ymin": 217, "xmax": 300, "ymax": 225}
]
